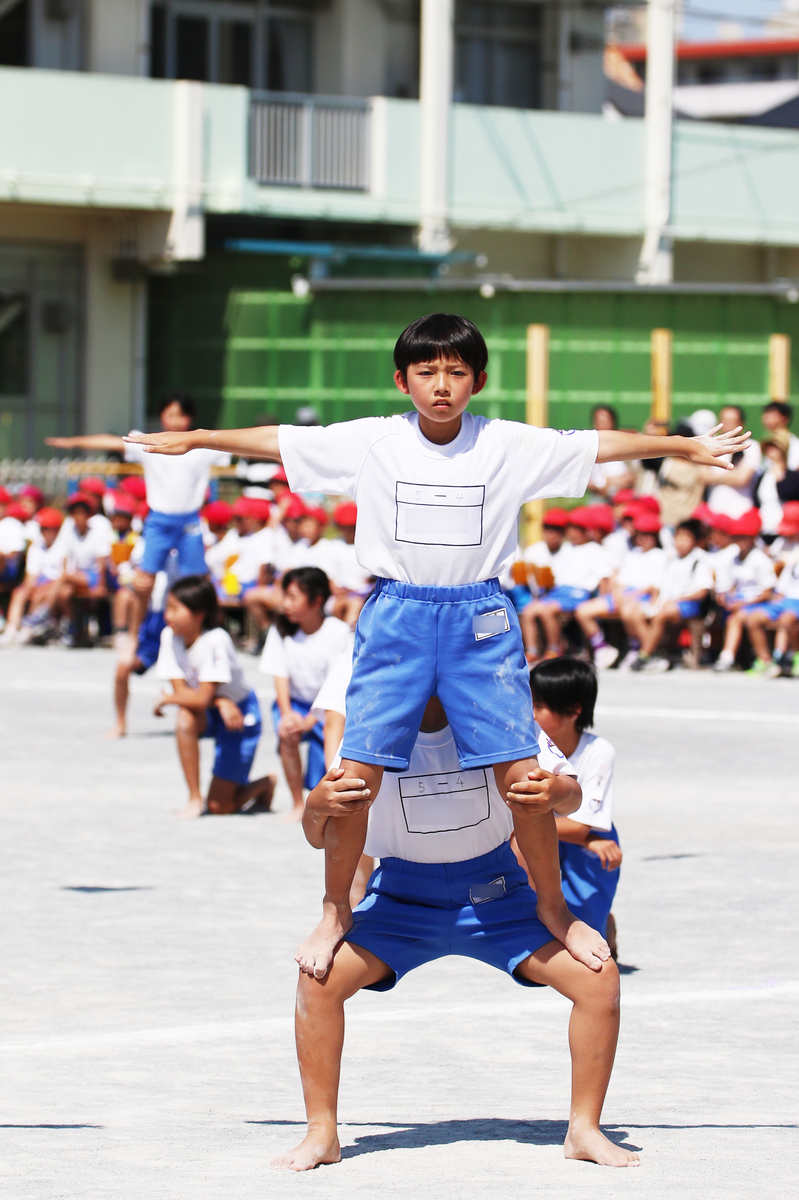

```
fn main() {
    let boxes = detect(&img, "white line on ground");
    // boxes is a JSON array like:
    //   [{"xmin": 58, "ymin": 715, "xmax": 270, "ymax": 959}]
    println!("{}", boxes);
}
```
[
  {"xmin": 597, "ymin": 705, "xmax": 799, "ymax": 724},
  {"xmin": 2, "ymin": 980, "xmax": 796, "ymax": 1054}
]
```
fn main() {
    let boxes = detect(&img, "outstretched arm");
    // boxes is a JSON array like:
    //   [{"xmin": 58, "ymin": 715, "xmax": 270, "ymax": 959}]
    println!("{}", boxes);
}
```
[
  {"xmin": 123, "ymin": 426, "xmax": 282, "ymax": 460},
  {"xmin": 596, "ymin": 424, "xmax": 751, "ymax": 471},
  {"xmin": 45, "ymin": 434, "xmax": 126, "ymax": 453}
]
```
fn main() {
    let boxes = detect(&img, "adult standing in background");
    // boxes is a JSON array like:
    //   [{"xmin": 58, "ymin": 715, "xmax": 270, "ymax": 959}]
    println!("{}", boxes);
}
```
[
  {"xmin": 761, "ymin": 401, "xmax": 799, "ymax": 471},
  {"xmin": 705, "ymin": 404, "xmax": 762, "ymax": 518}
]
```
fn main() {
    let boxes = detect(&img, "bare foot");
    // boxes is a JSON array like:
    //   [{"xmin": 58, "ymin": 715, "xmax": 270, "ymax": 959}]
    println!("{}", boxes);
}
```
[
  {"xmin": 537, "ymin": 902, "xmax": 611, "ymax": 972},
  {"xmin": 178, "ymin": 798, "xmax": 204, "ymax": 820},
  {"xmin": 565, "ymin": 1126, "xmax": 640, "ymax": 1167},
  {"xmin": 271, "ymin": 1128, "xmax": 341, "ymax": 1172},
  {"xmin": 282, "ymin": 802, "xmax": 305, "ymax": 824},
  {"xmin": 103, "ymin": 722, "xmax": 127, "ymax": 740},
  {"xmin": 295, "ymin": 902, "xmax": 352, "ymax": 979}
]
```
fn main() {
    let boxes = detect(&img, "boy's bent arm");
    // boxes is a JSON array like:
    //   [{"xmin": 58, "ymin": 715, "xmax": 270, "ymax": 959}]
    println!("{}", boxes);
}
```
[
  {"xmin": 123, "ymin": 426, "xmax": 281, "ymax": 460},
  {"xmin": 596, "ymin": 426, "xmax": 750, "ymax": 469}
]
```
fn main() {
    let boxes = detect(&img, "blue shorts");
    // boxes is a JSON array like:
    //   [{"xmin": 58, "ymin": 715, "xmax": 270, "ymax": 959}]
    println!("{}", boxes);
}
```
[
  {"xmin": 133, "ymin": 610, "xmax": 166, "ymax": 675},
  {"xmin": 341, "ymin": 578, "xmax": 540, "ymax": 772},
  {"xmin": 504, "ymin": 584, "xmax": 532, "ymax": 612},
  {"xmin": 0, "ymin": 554, "xmax": 22, "ymax": 583},
  {"xmin": 202, "ymin": 689, "xmax": 262, "ymax": 784},
  {"xmin": 345, "ymin": 842, "xmax": 554, "ymax": 991},
  {"xmin": 539, "ymin": 585, "xmax": 592, "ymax": 613},
  {"xmin": 271, "ymin": 697, "xmax": 326, "ymax": 790},
  {"xmin": 559, "ymin": 826, "xmax": 620, "ymax": 939},
  {"xmin": 603, "ymin": 587, "xmax": 650, "ymax": 615},
  {"xmin": 749, "ymin": 597, "xmax": 799, "ymax": 622},
  {"xmin": 140, "ymin": 510, "xmax": 207, "ymax": 577},
  {"xmin": 677, "ymin": 599, "xmax": 703, "ymax": 619}
]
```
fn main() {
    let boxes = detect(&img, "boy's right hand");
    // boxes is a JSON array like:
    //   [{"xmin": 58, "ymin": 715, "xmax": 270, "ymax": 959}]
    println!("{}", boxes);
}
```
[
  {"xmin": 306, "ymin": 767, "xmax": 372, "ymax": 817},
  {"xmin": 123, "ymin": 431, "xmax": 198, "ymax": 455}
]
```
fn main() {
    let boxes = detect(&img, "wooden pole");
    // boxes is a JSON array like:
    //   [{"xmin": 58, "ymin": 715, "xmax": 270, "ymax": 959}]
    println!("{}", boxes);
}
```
[
  {"xmin": 525, "ymin": 323, "xmax": 549, "ymax": 545},
  {"xmin": 769, "ymin": 333, "xmax": 791, "ymax": 403},
  {"xmin": 651, "ymin": 327, "xmax": 673, "ymax": 427}
]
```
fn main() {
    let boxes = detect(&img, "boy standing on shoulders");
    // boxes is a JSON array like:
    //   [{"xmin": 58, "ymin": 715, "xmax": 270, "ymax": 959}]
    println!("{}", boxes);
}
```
[{"xmin": 125, "ymin": 312, "xmax": 750, "ymax": 979}]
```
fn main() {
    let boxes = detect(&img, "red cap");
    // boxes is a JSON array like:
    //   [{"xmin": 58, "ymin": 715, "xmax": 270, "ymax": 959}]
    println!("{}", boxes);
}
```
[
  {"xmin": 613, "ymin": 488, "xmax": 636, "ymax": 505},
  {"xmin": 232, "ymin": 496, "xmax": 270, "ymax": 521},
  {"xmin": 5, "ymin": 502, "xmax": 28, "ymax": 521},
  {"xmin": 65, "ymin": 491, "xmax": 95, "ymax": 510},
  {"xmin": 567, "ymin": 506, "xmax": 594, "ymax": 530},
  {"xmin": 633, "ymin": 511, "xmax": 662, "ymax": 534},
  {"xmin": 692, "ymin": 502, "xmax": 714, "ymax": 526},
  {"xmin": 19, "ymin": 485, "xmax": 44, "ymax": 503},
  {"xmin": 730, "ymin": 509, "xmax": 762, "ymax": 537},
  {"xmin": 333, "ymin": 501, "xmax": 357, "ymax": 527},
  {"xmin": 709, "ymin": 511, "xmax": 733, "ymax": 533},
  {"xmin": 271, "ymin": 466, "xmax": 288, "ymax": 485},
  {"xmin": 777, "ymin": 500, "xmax": 799, "ymax": 536},
  {"xmin": 80, "ymin": 476, "xmax": 107, "ymax": 497},
  {"xmin": 202, "ymin": 500, "xmax": 233, "ymax": 526},
  {"xmin": 283, "ymin": 494, "xmax": 308, "ymax": 521},
  {"xmin": 634, "ymin": 495, "xmax": 660, "ymax": 515},
  {"xmin": 120, "ymin": 476, "xmax": 147, "ymax": 501},
  {"xmin": 542, "ymin": 507, "xmax": 569, "ymax": 528},
  {"xmin": 35, "ymin": 507, "xmax": 64, "ymax": 529},
  {"xmin": 110, "ymin": 493, "xmax": 136, "ymax": 516},
  {"xmin": 0, "ymin": 487, "xmax": 11, "ymax": 504},
  {"xmin": 303, "ymin": 505, "xmax": 328, "ymax": 527},
  {"xmin": 621, "ymin": 503, "xmax": 642, "ymax": 522},
  {"xmin": 585, "ymin": 504, "xmax": 615, "ymax": 533}
]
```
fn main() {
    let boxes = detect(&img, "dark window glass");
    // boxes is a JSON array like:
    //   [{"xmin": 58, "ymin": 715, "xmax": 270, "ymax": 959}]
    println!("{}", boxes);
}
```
[
  {"xmin": 219, "ymin": 20, "xmax": 252, "ymax": 86},
  {"xmin": 0, "ymin": 0, "xmax": 28, "ymax": 67},
  {"xmin": 176, "ymin": 16, "xmax": 209, "ymax": 81},
  {"xmin": 0, "ymin": 295, "xmax": 27, "ymax": 396},
  {"xmin": 150, "ymin": 4, "xmax": 166, "ymax": 78},
  {"xmin": 267, "ymin": 18, "xmax": 312, "ymax": 92},
  {"xmin": 455, "ymin": 0, "xmax": 541, "ymax": 108}
]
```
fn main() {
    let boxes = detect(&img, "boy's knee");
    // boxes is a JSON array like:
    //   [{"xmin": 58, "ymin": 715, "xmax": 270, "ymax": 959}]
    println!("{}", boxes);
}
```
[
  {"xmin": 584, "ymin": 957, "xmax": 621, "ymax": 1010},
  {"xmin": 176, "ymin": 706, "xmax": 199, "ymax": 734}
]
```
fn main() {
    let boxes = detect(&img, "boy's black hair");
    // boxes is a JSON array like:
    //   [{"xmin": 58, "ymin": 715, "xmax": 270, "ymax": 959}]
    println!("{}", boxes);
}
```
[
  {"xmin": 169, "ymin": 575, "xmax": 220, "ymax": 630},
  {"xmin": 530, "ymin": 656, "xmax": 597, "ymax": 732},
  {"xmin": 393, "ymin": 313, "xmax": 488, "ymax": 380},
  {"xmin": 276, "ymin": 567, "xmax": 331, "ymax": 638},
  {"xmin": 159, "ymin": 390, "xmax": 196, "ymax": 419},
  {"xmin": 676, "ymin": 517, "xmax": 704, "ymax": 541},
  {"xmin": 591, "ymin": 403, "xmax": 618, "ymax": 428},
  {"xmin": 764, "ymin": 400, "xmax": 793, "ymax": 421}
]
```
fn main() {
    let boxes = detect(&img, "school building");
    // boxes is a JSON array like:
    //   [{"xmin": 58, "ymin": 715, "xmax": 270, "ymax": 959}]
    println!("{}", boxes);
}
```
[{"xmin": 2, "ymin": 0, "xmax": 799, "ymax": 459}]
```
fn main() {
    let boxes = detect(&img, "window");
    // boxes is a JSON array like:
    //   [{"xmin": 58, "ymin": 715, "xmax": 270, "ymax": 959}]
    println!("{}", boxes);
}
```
[
  {"xmin": 454, "ymin": 0, "xmax": 542, "ymax": 109},
  {"xmin": 0, "ymin": 0, "xmax": 28, "ymax": 67}
]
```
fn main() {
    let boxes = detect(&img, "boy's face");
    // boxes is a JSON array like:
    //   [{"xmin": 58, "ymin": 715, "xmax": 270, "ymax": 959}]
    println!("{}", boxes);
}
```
[
  {"xmin": 71, "ymin": 505, "xmax": 90, "ymax": 533},
  {"xmin": 160, "ymin": 401, "xmax": 192, "ymax": 433},
  {"xmin": 112, "ymin": 513, "xmax": 132, "ymax": 535},
  {"xmin": 734, "ymin": 534, "xmax": 755, "ymax": 558},
  {"xmin": 566, "ymin": 524, "xmax": 588, "ymax": 545},
  {"xmin": 673, "ymin": 529, "xmax": 696, "ymax": 558},
  {"xmin": 542, "ymin": 527, "xmax": 564, "ymax": 552},
  {"xmin": 394, "ymin": 356, "xmax": 486, "ymax": 436},
  {"xmin": 42, "ymin": 526, "xmax": 60, "ymax": 547},
  {"xmin": 532, "ymin": 697, "xmax": 580, "ymax": 744}
]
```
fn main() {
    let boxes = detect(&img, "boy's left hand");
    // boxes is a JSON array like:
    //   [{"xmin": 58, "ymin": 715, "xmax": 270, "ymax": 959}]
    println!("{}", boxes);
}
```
[
  {"xmin": 153, "ymin": 693, "xmax": 170, "ymax": 717},
  {"xmin": 507, "ymin": 767, "xmax": 566, "ymax": 815},
  {"xmin": 586, "ymin": 837, "xmax": 623, "ymax": 870},
  {"xmin": 685, "ymin": 424, "xmax": 751, "ymax": 468},
  {"xmin": 217, "ymin": 697, "xmax": 244, "ymax": 731}
]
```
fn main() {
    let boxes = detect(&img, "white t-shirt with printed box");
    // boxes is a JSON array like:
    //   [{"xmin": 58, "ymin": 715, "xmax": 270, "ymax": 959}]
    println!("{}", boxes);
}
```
[
  {"xmin": 660, "ymin": 546, "xmax": 714, "ymax": 602},
  {"xmin": 260, "ymin": 616, "xmax": 352, "ymax": 704},
  {"xmin": 124, "ymin": 438, "xmax": 231, "ymax": 514},
  {"xmin": 729, "ymin": 546, "xmax": 777, "ymax": 601},
  {"xmin": 156, "ymin": 625, "xmax": 250, "ymax": 704},
  {"xmin": 279, "ymin": 413, "xmax": 598, "ymax": 586},
  {"xmin": 563, "ymin": 730, "xmax": 615, "ymax": 834},
  {"xmin": 553, "ymin": 540, "xmax": 611, "ymax": 592}
]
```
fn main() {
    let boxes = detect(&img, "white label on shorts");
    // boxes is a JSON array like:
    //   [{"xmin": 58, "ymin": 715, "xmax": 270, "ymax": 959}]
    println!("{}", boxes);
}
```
[
  {"xmin": 395, "ymin": 482, "xmax": 484, "ymax": 547},
  {"xmin": 473, "ymin": 608, "xmax": 510, "ymax": 641},
  {"xmin": 399, "ymin": 768, "xmax": 490, "ymax": 834}
]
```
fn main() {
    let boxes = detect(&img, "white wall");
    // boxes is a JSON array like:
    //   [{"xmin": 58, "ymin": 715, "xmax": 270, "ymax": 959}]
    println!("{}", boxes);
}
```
[{"xmin": 87, "ymin": 0, "xmax": 151, "ymax": 76}]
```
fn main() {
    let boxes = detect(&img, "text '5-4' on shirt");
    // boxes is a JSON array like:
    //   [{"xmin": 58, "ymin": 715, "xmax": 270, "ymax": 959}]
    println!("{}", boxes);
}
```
[
  {"xmin": 124, "ymin": 437, "xmax": 230, "ymax": 515},
  {"xmin": 156, "ymin": 625, "xmax": 251, "ymax": 705},
  {"xmin": 279, "ymin": 413, "xmax": 599, "ymax": 586}
]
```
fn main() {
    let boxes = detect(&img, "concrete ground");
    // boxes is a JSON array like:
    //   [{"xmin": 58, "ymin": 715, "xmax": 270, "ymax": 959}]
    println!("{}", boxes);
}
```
[{"xmin": 1, "ymin": 645, "xmax": 798, "ymax": 1200}]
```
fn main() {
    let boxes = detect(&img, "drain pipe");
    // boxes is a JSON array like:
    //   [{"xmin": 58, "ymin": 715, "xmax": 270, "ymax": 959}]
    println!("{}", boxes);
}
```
[
  {"xmin": 418, "ymin": 0, "xmax": 454, "ymax": 254},
  {"xmin": 636, "ymin": 0, "xmax": 675, "ymax": 285}
]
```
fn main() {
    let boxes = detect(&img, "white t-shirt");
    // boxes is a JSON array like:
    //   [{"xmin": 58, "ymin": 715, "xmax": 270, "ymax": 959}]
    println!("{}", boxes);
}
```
[
  {"xmin": 563, "ymin": 731, "xmax": 615, "ymax": 833},
  {"xmin": 729, "ymin": 546, "xmax": 777, "ymax": 601},
  {"xmin": 156, "ymin": 625, "xmax": 250, "ymax": 703},
  {"xmin": 205, "ymin": 527, "xmax": 241, "ymax": 579},
  {"xmin": 602, "ymin": 528, "xmax": 632, "ymax": 572},
  {"xmin": 25, "ymin": 540, "xmax": 66, "ymax": 582},
  {"xmin": 320, "ymin": 538, "xmax": 373, "ymax": 593},
  {"xmin": 707, "ymin": 442, "xmax": 762, "ymax": 518},
  {"xmin": 232, "ymin": 526, "xmax": 277, "ymax": 585},
  {"xmin": 59, "ymin": 524, "xmax": 112, "ymax": 573},
  {"xmin": 0, "ymin": 516, "xmax": 27, "ymax": 555},
  {"xmin": 311, "ymin": 646, "xmax": 354, "ymax": 718},
  {"xmin": 124, "ymin": 438, "xmax": 230, "ymax": 515},
  {"xmin": 788, "ymin": 432, "xmax": 799, "ymax": 472},
  {"xmin": 588, "ymin": 458, "xmax": 629, "ymax": 494},
  {"xmin": 341, "ymin": 721, "xmax": 576, "ymax": 863},
  {"xmin": 756, "ymin": 468, "xmax": 785, "ymax": 536},
  {"xmin": 775, "ymin": 542, "xmax": 799, "ymax": 600},
  {"xmin": 554, "ymin": 540, "xmax": 611, "ymax": 592},
  {"xmin": 617, "ymin": 546, "xmax": 667, "ymax": 592},
  {"xmin": 279, "ymin": 413, "xmax": 598, "ymax": 586},
  {"xmin": 260, "ymin": 616, "xmax": 352, "ymax": 703},
  {"xmin": 660, "ymin": 546, "xmax": 714, "ymax": 601},
  {"xmin": 710, "ymin": 542, "xmax": 739, "ymax": 593}
]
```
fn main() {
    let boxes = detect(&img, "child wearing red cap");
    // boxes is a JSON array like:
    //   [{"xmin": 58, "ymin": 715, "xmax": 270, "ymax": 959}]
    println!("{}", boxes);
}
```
[
  {"xmin": 741, "ymin": 502, "xmax": 799, "ymax": 677},
  {"xmin": 713, "ymin": 510, "xmax": 777, "ymax": 672},
  {"xmin": 0, "ymin": 490, "xmax": 28, "ymax": 587},
  {"xmin": 325, "ymin": 502, "xmax": 374, "ymax": 627},
  {"xmin": 1, "ymin": 508, "xmax": 65, "ymax": 645},
  {"xmin": 521, "ymin": 508, "xmax": 569, "ymax": 599},
  {"xmin": 51, "ymin": 494, "xmax": 112, "ymax": 645}
]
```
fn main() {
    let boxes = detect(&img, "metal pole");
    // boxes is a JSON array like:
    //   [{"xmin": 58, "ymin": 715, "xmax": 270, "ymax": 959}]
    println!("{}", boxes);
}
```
[
  {"xmin": 525, "ymin": 323, "xmax": 549, "ymax": 545},
  {"xmin": 636, "ymin": 0, "xmax": 675, "ymax": 285},
  {"xmin": 651, "ymin": 327, "xmax": 673, "ymax": 425},
  {"xmin": 418, "ymin": 0, "xmax": 453, "ymax": 254},
  {"xmin": 769, "ymin": 333, "xmax": 791, "ymax": 402}
]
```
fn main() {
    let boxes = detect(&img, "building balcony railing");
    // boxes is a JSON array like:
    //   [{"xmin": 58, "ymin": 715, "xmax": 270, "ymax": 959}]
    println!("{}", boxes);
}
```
[{"xmin": 248, "ymin": 92, "xmax": 371, "ymax": 191}]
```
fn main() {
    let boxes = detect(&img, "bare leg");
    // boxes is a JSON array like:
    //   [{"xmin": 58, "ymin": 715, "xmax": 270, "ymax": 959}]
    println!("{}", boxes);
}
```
[
  {"xmin": 350, "ymin": 854, "xmax": 375, "ymax": 908},
  {"xmin": 279, "ymin": 737, "xmax": 306, "ymax": 822},
  {"xmin": 519, "ymin": 603, "xmax": 540, "ymax": 655},
  {"xmin": 722, "ymin": 610, "xmax": 745, "ymax": 658},
  {"xmin": 131, "ymin": 569, "xmax": 155, "ymax": 645},
  {"xmin": 272, "ymin": 942, "xmax": 392, "ymax": 1172},
  {"xmin": 496, "ymin": 759, "xmax": 610, "ymax": 972},
  {"xmin": 518, "ymin": 942, "xmax": 638, "ymax": 1166},
  {"xmin": 539, "ymin": 605, "xmax": 565, "ymax": 654},
  {"xmin": 574, "ymin": 597, "xmax": 608, "ymax": 642},
  {"xmin": 105, "ymin": 659, "xmax": 135, "ymax": 739},
  {"xmin": 5, "ymin": 583, "xmax": 33, "ymax": 634},
  {"xmin": 746, "ymin": 611, "xmax": 772, "ymax": 663},
  {"xmin": 619, "ymin": 600, "xmax": 647, "ymax": 646},
  {"xmin": 639, "ymin": 609, "xmax": 672, "ymax": 658},
  {"xmin": 206, "ymin": 772, "xmax": 276, "ymax": 814},
  {"xmin": 295, "ymin": 760, "xmax": 383, "ymax": 980},
  {"xmin": 175, "ymin": 705, "xmax": 207, "ymax": 818}
]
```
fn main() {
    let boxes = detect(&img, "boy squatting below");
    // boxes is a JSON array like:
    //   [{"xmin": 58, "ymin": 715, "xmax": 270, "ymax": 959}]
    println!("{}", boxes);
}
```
[{"xmin": 124, "ymin": 313, "xmax": 751, "ymax": 982}]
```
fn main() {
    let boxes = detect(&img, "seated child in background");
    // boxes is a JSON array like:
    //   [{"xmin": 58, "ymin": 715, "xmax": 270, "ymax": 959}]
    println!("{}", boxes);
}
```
[
  {"xmin": 530, "ymin": 657, "xmax": 621, "ymax": 960},
  {"xmin": 324, "ymin": 502, "xmax": 375, "ymax": 628},
  {"xmin": 1, "ymin": 507, "xmax": 65, "ymax": 644},
  {"xmin": 259, "ymin": 567, "xmax": 351, "ymax": 822},
  {"xmin": 53, "ymin": 492, "xmax": 111, "ymax": 644},
  {"xmin": 744, "ymin": 500, "xmax": 799, "ymax": 677},
  {"xmin": 274, "ymin": 691, "xmax": 639, "ymax": 1173},
  {"xmin": 627, "ymin": 518, "xmax": 714, "ymax": 673},
  {"xmin": 154, "ymin": 575, "xmax": 274, "ymax": 818},
  {"xmin": 520, "ymin": 507, "xmax": 612, "ymax": 661},
  {"xmin": 522, "ymin": 507, "xmax": 569, "ymax": 597},
  {"xmin": 713, "ymin": 509, "xmax": 777, "ymax": 673},
  {"xmin": 575, "ymin": 510, "xmax": 666, "ymax": 670}
]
